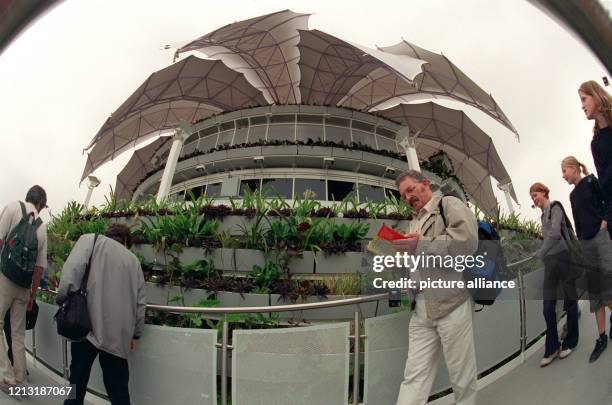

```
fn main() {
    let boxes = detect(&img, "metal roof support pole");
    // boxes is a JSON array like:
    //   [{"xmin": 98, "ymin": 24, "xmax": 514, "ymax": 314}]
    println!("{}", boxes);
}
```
[
  {"xmin": 156, "ymin": 128, "xmax": 189, "ymax": 203},
  {"xmin": 497, "ymin": 182, "xmax": 515, "ymax": 215},
  {"xmin": 397, "ymin": 128, "xmax": 420, "ymax": 172},
  {"xmin": 82, "ymin": 175, "xmax": 101, "ymax": 211}
]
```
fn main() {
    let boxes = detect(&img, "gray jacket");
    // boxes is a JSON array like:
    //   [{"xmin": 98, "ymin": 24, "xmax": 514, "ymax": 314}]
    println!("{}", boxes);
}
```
[
  {"xmin": 407, "ymin": 193, "xmax": 478, "ymax": 320},
  {"xmin": 57, "ymin": 234, "xmax": 146, "ymax": 359}
]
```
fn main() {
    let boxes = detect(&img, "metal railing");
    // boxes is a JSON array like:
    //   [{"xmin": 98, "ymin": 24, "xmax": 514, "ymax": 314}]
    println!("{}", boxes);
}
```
[{"xmin": 36, "ymin": 255, "xmax": 537, "ymax": 405}]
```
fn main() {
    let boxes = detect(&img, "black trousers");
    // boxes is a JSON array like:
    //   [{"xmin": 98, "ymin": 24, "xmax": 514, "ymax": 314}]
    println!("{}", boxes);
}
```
[
  {"xmin": 3, "ymin": 311, "xmax": 13, "ymax": 364},
  {"xmin": 64, "ymin": 340, "xmax": 131, "ymax": 405},
  {"xmin": 543, "ymin": 251, "xmax": 580, "ymax": 357}
]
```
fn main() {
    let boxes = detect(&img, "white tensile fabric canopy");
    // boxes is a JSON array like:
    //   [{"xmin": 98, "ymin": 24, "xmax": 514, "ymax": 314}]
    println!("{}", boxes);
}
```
[
  {"xmin": 81, "ymin": 56, "xmax": 267, "ymax": 181},
  {"xmin": 375, "ymin": 102, "xmax": 518, "ymax": 214},
  {"xmin": 115, "ymin": 137, "xmax": 170, "ymax": 200},
  {"xmin": 178, "ymin": 9, "xmax": 310, "ymax": 105},
  {"xmin": 82, "ymin": 9, "xmax": 519, "ymax": 213},
  {"xmin": 377, "ymin": 40, "xmax": 518, "ymax": 137}
]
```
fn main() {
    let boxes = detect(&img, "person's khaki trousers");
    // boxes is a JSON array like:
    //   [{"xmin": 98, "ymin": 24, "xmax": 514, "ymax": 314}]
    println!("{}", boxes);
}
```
[
  {"xmin": 0, "ymin": 272, "xmax": 29, "ymax": 384},
  {"xmin": 396, "ymin": 295, "xmax": 477, "ymax": 405}
]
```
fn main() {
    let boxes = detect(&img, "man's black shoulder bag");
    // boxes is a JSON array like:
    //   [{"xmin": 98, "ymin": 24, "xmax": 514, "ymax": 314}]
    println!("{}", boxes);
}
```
[{"xmin": 55, "ymin": 234, "xmax": 98, "ymax": 340}]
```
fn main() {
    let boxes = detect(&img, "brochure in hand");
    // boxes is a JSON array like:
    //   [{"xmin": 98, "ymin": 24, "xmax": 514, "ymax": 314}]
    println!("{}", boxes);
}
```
[{"xmin": 367, "ymin": 224, "xmax": 407, "ymax": 256}]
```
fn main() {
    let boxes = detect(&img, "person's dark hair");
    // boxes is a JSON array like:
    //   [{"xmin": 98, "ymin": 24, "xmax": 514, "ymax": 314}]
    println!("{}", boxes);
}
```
[
  {"xmin": 25, "ymin": 185, "xmax": 47, "ymax": 210},
  {"xmin": 105, "ymin": 224, "xmax": 133, "ymax": 249}
]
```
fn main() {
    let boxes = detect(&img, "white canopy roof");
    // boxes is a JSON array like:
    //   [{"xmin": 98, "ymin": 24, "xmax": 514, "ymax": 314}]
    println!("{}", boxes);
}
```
[
  {"xmin": 81, "ymin": 56, "xmax": 267, "ymax": 181},
  {"xmin": 82, "ymin": 9, "xmax": 518, "ymax": 213},
  {"xmin": 375, "ymin": 102, "xmax": 518, "ymax": 214}
]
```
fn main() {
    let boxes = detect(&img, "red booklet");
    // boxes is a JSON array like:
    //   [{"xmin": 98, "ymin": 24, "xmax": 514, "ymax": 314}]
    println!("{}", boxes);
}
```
[{"xmin": 376, "ymin": 224, "xmax": 406, "ymax": 241}]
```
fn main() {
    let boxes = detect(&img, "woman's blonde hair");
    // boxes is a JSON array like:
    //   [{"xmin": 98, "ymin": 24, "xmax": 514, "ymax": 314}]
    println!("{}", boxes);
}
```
[
  {"xmin": 561, "ymin": 155, "xmax": 589, "ymax": 175},
  {"xmin": 579, "ymin": 80, "xmax": 612, "ymax": 133}
]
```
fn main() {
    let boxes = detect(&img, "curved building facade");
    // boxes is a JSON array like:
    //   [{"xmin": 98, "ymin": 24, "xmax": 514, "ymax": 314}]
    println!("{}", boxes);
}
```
[{"xmin": 82, "ymin": 10, "xmax": 519, "ymax": 215}]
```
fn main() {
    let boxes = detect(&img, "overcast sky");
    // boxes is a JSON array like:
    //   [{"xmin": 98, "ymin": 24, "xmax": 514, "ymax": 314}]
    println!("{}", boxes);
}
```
[{"xmin": 0, "ymin": 0, "xmax": 608, "ymax": 224}]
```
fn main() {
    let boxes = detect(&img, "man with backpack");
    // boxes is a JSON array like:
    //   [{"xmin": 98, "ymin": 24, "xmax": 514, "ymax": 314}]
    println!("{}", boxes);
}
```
[
  {"xmin": 0, "ymin": 185, "xmax": 48, "ymax": 390},
  {"xmin": 392, "ymin": 171, "xmax": 478, "ymax": 405}
]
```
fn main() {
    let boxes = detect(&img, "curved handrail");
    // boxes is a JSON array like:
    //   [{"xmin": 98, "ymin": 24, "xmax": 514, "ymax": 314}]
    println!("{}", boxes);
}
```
[
  {"xmin": 41, "ymin": 256, "xmax": 538, "ymax": 315},
  {"xmin": 41, "ymin": 288, "xmax": 388, "ymax": 314}
]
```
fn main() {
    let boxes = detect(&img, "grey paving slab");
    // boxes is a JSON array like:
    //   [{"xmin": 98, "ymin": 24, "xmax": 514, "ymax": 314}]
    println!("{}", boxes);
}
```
[
  {"xmin": 0, "ymin": 358, "xmax": 94, "ymax": 405},
  {"xmin": 477, "ymin": 301, "xmax": 612, "ymax": 405}
]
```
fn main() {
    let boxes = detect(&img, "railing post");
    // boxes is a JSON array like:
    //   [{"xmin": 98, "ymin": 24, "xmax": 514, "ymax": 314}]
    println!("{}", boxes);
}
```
[
  {"xmin": 31, "ymin": 327, "xmax": 37, "ymax": 368},
  {"xmin": 353, "ymin": 310, "xmax": 361, "ymax": 405},
  {"xmin": 221, "ymin": 313, "xmax": 229, "ymax": 405},
  {"xmin": 62, "ymin": 337, "xmax": 69, "ymax": 380},
  {"xmin": 517, "ymin": 269, "xmax": 527, "ymax": 363}
]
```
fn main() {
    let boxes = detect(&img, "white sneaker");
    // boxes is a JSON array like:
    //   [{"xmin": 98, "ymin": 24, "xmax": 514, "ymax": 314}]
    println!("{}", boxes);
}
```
[
  {"xmin": 559, "ymin": 348, "xmax": 573, "ymax": 359},
  {"xmin": 540, "ymin": 350, "xmax": 559, "ymax": 367}
]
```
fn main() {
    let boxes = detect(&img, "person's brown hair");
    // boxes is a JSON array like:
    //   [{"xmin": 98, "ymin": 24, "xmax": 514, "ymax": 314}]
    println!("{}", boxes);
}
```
[
  {"xmin": 579, "ymin": 80, "xmax": 612, "ymax": 133},
  {"xmin": 529, "ymin": 182, "xmax": 550, "ymax": 198},
  {"xmin": 105, "ymin": 223, "xmax": 133, "ymax": 249},
  {"xmin": 561, "ymin": 156, "xmax": 589, "ymax": 176}
]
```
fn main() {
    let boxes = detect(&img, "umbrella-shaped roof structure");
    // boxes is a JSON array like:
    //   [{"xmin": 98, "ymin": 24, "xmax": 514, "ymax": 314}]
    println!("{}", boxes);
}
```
[
  {"xmin": 375, "ymin": 102, "xmax": 518, "ymax": 211},
  {"xmin": 82, "ymin": 9, "xmax": 519, "ymax": 214},
  {"xmin": 115, "ymin": 137, "xmax": 170, "ymax": 200},
  {"xmin": 81, "ymin": 56, "xmax": 267, "ymax": 181}
]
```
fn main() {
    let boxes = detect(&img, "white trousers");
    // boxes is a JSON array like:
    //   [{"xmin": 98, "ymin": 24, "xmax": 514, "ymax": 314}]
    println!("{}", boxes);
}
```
[{"xmin": 396, "ymin": 295, "xmax": 477, "ymax": 405}]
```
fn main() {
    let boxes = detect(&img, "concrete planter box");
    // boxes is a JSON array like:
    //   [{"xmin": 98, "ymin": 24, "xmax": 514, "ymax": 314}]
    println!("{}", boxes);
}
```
[
  {"xmin": 145, "ymin": 282, "xmax": 190, "ymax": 305},
  {"xmin": 218, "ymin": 215, "xmax": 252, "ymax": 235},
  {"xmin": 226, "ymin": 146, "xmax": 262, "ymax": 159},
  {"xmin": 133, "ymin": 244, "xmax": 166, "ymax": 264},
  {"xmin": 297, "ymin": 145, "xmax": 331, "ymax": 157},
  {"xmin": 332, "ymin": 147, "xmax": 362, "ymax": 160},
  {"xmin": 263, "ymin": 145, "xmax": 298, "ymax": 156},
  {"xmin": 363, "ymin": 151, "xmax": 393, "ymax": 166},
  {"xmin": 315, "ymin": 251, "xmax": 369, "ymax": 274},
  {"xmin": 234, "ymin": 249, "xmax": 267, "ymax": 272},
  {"xmin": 179, "ymin": 247, "xmax": 207, "ymax": 264},
  {"xmin": 333, "ymin": 218, "xmax": 356, "ymax": 226},
  {"xmin": 205, "ymin": 248, "xmax": 235, "ymax": 271},
  {"xmin": 272, "ymin": 250, "xmax": 315, "ymax": 274},
  {"xmin": 216, "ymin": 291, "xmax": 269, "ymax": 307},
  {"xmin": 359, "ymin": 219, "xmax": 411, "ymax": 239},
  {"xmin": 109, "ymin": 216, "xmax": 138, "ymax": 228}
]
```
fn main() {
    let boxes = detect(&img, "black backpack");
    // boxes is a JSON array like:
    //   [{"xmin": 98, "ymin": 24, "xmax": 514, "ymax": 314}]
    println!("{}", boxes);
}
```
[
  {"xmin": 1, "ymin": 202, "xmax": 42, "ymax": 288},
  {"xmin": 438, "ymin": 197, "xmax": 507, "ymax": 307},
  {"xmin": 547, "ymin": 201, "xmax": 586, "ymax": 282}
]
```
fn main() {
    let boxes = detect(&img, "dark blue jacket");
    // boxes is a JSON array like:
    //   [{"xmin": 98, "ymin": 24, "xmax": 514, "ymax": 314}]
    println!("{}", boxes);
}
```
[
  {"xmin": 569, "ymin": 174, "xmax": 606, "ymax": 240},
  {"xmin": 591, "ymin": 126, "xmax": 612, "ymax": 222}
]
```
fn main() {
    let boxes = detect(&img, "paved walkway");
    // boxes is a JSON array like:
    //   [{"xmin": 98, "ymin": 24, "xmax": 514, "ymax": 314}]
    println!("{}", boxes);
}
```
[
  {"xmin": 2, "ymin": 301, "xmax": 609, "ymax": 404},
  {"xmin": 0, "ymin": 357, "xmax": 94, "ymax": 405},
  {"xmin": 478, "ymin": 301, "xmax": 612, "ymax": 405}
]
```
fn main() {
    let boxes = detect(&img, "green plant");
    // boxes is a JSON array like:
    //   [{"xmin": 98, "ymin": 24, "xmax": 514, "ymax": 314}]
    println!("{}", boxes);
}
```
[
  {"xmin": 251, "ymin": 261, "xmax": 281, "ymax": 293},
  {"xmin": 384, "ymin": 194, "xmax": 413, "ymax": 218},
  {"xmin": 332, "ymin": 221, "xmax": 369, "ymax": 250},
  {"xmin": 236, "ymin": 211, "xmax": 270, "ymax": 250},
  {"xmin": 292, "ymin": 197, "xmax": 321, "ymax": 218},
  {"xmin": 181, "ymin": 297, "xmax": 221, "ymax": 328}
]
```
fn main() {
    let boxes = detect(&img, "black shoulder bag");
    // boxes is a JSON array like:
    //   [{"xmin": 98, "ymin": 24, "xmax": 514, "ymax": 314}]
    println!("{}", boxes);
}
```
[{"xmin": 55, "ymin": 234, "xmax": 98, "ymax": 340}]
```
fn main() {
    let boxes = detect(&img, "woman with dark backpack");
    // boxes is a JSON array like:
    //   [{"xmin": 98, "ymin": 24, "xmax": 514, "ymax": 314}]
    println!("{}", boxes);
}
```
[
  {"xmin": 578, "ymin": 80, "xmax": 612, "ymax": 361},
  {"xmin": 562, "ymin": 156, "xmax": 612, "ymax": 363},
  {"xmin": 530, "ymin": 182, "xmax": 580, "ymax": 367}
]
